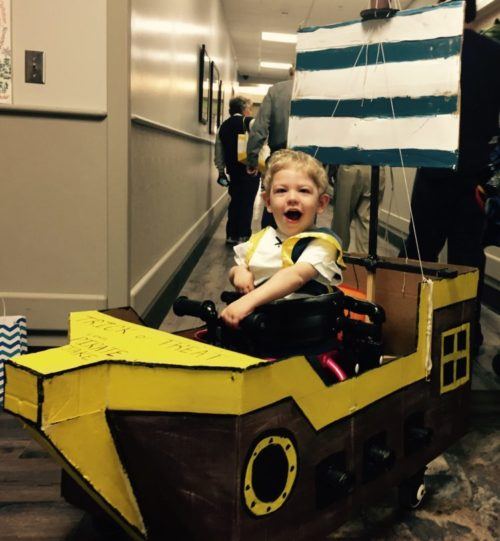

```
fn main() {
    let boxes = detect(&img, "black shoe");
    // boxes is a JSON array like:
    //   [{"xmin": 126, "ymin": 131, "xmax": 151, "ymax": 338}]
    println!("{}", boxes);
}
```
[
  {"xmin": 226, "ymin": 237, "xmax": 238, "ymax": 246},
  {"xmin": 238, "ymin": 236, "xmax": 250, "ymax": 243}
]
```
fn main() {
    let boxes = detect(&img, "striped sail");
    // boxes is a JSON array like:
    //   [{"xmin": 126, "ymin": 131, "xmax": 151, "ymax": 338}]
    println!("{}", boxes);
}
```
[
  {"xmin": 288, "ymin": 1, "xmax": 465, "ymax": 168},
  {"xmin": 0, "ymin": 316, "xmax": 28, "ymax": 407}
]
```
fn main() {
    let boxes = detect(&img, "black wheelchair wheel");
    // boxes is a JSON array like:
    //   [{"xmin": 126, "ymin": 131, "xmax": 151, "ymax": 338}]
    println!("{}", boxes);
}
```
[{"xmin": 398, "ymin": 469, "xmax": 426, "ymax": 510}]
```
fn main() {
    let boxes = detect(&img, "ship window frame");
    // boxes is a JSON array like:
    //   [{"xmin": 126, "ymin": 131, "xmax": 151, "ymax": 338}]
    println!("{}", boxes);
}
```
[{"xmin": 440, "ymin": 323, "xmax": 470, "ymax": 394}]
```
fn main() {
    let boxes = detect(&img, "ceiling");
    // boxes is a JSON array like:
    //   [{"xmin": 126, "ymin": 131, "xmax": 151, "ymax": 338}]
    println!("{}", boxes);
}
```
[{"xmin": 220, "ymin": 0, "xmax": 430, "ymax": 85}]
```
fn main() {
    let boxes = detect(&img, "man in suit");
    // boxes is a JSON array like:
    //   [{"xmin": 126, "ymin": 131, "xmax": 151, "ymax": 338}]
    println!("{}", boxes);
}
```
[
  {"xmin": 246, "ymin": 68, "xmax": 294, "ymax": 227},
  {"xmin": 215, "ymin": 96, "xmax": 260, "ymax": 245}
]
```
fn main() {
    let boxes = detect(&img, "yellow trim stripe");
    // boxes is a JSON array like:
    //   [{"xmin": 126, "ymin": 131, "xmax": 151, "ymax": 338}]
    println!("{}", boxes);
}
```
[
  {"xmin": 432, "ymin": 270, "xmax": 478, "ymax": 309},
  {"xmin": 46, "ymin": 412, "xmax": 145, "ymax": 533},
  {"xmin": 281, "ymin": 231, "xmax": 345, "ymax": 269},
  {"xmin": 22, "ymin": 424, "xmax": 144, "ymax": 541}
]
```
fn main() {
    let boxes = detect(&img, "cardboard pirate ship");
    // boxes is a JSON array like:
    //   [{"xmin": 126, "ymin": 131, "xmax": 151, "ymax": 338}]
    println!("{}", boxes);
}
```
[{"xmin": 4, "ymin": 2, "xmax": 476, "ymax": 540}]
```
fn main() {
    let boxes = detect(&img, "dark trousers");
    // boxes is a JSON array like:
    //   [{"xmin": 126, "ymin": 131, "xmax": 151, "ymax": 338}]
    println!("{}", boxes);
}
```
[
  {"xmin": 400, "ymin": 168, "xmax": 486, "ymax": 342},
  {"xmin": 226, "ymin": 173, "xmax": 260, "ymax": 240}
]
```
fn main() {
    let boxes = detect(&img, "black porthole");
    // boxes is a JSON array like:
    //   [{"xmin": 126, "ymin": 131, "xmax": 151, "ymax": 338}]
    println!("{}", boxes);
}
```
[{"xmin": 252, "ymin": 444, "xmax": 289, "ymax": 503}]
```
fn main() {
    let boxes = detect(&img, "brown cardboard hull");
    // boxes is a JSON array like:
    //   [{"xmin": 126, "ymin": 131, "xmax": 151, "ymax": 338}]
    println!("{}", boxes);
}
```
[{"xmin": 102, "ymin": 377, "xmax": 469, "ymax": 541}]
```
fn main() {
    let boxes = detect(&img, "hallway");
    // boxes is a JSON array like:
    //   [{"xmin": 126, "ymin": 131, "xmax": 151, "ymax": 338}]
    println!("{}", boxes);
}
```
[{"xmin": 1, "ymin": 1, "xmax": 499, "ymax": 539}]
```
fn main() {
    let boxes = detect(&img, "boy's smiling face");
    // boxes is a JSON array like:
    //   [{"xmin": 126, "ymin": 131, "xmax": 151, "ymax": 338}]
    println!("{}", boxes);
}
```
[{"xmin": 263, "ymin": 167, "xmax": 330, "ymax": 237}]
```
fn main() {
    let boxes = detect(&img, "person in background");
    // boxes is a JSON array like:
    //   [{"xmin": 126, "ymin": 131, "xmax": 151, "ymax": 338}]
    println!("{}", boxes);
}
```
[
  {"xmin": 246, "ymin": 67, "xmax": 295, "ymax": 228},
  {"xmin": 331, "ymin": 164, "xmax": 386, "ymax": 252},
  {"xmin": 215, "ymin": 96, "xmax": 261, "ymax": 245},
  {"xmin": 221, "ymin": 149, "xmax": 344, "ymax": 328},
  {"xmin": 400, "ymin": 0, "xmax": 500, "ymax": 352}
]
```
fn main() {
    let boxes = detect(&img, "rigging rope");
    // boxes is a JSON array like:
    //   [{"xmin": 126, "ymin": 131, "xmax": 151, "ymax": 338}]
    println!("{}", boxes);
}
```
[
  {"xmin": 312, "ymin": 26, "xmax": 377, "ymax": 160},
  {"xmin": 380, "ymin": 41, "xmax": 434, "ymax": 374},
  {"xmin": 380, "ymin": 42, "xmax": 427, "ymax": 282}
]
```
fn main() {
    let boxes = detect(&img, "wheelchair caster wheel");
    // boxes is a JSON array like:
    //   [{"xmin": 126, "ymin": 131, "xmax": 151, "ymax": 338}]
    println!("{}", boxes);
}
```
[{"xmin": 398, "ymin": 469, "xmax": 426, "ymax": 509}]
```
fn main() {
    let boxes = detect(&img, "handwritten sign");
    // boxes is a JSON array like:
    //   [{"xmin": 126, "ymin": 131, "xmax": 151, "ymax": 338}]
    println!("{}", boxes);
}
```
[{"xmin": 11, "ymin": 311, "xmax": 262, "ymax": 376}]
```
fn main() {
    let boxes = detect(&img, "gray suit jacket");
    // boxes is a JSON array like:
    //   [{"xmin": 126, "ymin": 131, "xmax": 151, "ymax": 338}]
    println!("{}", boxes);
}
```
[{"xmin": 247, "ymin": 79, "xmax": 293, "ymax": 168}]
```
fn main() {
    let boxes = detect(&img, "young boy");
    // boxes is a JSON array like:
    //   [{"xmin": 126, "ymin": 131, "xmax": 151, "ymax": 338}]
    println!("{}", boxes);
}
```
[{"xmin": 221, "ymin": 149, "xmax": 344, "ymax": 328}]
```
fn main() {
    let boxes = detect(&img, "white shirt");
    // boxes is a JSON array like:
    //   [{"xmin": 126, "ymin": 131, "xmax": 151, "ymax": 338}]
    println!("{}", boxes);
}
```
[{"xmin": 234, "ymin": 227, "xmax": 343, "ymax": 292}]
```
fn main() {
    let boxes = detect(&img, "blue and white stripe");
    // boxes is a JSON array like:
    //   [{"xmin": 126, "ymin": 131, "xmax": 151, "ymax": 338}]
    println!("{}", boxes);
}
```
[
  {"xmin": 288, "ymin": 1, "xmax": 465, "ymax": 168},
  {"xmin": 0, "ymin": 316, "xmax": 28, "ymax": 407}
]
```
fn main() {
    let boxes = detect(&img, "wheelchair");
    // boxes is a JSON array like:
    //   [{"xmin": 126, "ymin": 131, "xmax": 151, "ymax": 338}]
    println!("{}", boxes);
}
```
[{"xmin": 173, "ymin": 288, "xmax": 385, "ymax": 382}]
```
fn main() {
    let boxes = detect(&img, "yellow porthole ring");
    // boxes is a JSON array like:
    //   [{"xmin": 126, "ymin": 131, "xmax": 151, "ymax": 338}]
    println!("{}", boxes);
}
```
[{"xmin": 243, "ymin": 434, "xmax": 298, "ymax": 516}]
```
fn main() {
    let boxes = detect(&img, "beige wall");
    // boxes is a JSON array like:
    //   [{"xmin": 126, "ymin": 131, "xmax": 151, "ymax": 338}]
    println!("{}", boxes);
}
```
[
  {"xmin": 0, "ymin": 1, "xmax": 110, "ymax": 337},
  {"xmin": 1, "ymin": 0, "xmax": 236, "ymax": 338},
  {"xmin": 10, "ymin": 0, "xmax": 107, "ymax": 112},
  {"xmin": 0, "ymin": 116, "xmax": 108, "ymax": 330},
  {"xmin": 129, "ymin": 0, "xmax": 236, "ymax": 314}
]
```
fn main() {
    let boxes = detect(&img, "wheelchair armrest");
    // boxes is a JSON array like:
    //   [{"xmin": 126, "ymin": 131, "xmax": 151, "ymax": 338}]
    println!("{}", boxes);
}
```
[
  {"xmin": 343, "ymin": 296, "xmax": 385, "ymax": 324},
  {"xmin": 173, "ymin": 296, "xmax": 218, "ymax": 322}
]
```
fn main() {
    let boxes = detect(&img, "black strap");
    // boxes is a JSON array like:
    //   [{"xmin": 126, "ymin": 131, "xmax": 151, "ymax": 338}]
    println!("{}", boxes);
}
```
[{"xmin": 290, "ymin": 227, "xmax": 341, "ymax": 263}]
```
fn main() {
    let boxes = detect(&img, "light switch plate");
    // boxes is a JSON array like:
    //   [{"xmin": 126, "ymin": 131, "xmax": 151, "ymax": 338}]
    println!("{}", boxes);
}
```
[{"xmin": 25, "ymin": 51, "xmax": 45, "ymax": 84}]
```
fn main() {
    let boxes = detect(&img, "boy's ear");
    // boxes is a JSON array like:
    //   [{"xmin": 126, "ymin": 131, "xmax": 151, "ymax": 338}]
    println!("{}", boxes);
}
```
[
  {"xmin": 262, "ymin": 191, "xmax": 272, "ymax": 213},
  {"xmin": 316, "ymin": 193, "xmax": 330, "ymax": 214}
]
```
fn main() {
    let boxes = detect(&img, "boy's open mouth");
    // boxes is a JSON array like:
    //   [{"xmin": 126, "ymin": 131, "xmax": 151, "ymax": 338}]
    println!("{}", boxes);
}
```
[{"xmin": 284, "ymin": 210, "xmax": 302, "ymax": 222}]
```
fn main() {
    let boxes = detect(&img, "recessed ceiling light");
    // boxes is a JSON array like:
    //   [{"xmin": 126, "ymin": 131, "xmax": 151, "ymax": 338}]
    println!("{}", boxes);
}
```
[
  {"xmin": 262, "ymin": 32, "xmax": 297, "ymax": 44},
  {"xmin": 238, "ymin": 84, "xmax": 272, "ymax": 96},
  {"xmin": 260, "ymin": 61, "xmax": 293, "ymax": 70}
]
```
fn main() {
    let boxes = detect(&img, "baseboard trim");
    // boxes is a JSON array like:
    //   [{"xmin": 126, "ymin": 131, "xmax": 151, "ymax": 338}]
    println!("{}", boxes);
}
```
[
  {"xmin": 130, "ymin": 194, "xmax": 227, "ymax": 315},
  {"xmin": 141, "ymin": 201, "xmax": 228, "ymax": 328},
  {"xmin": 483, "ymin": 281, "xmax": 500, "ymax": 314},
  {"xmin": 0, "ymin": 292, "xmax": 107, "ymax": 331}
]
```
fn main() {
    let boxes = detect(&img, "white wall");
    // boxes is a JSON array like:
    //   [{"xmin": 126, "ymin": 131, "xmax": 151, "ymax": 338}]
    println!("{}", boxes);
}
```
[
  {"xmin": 129, "ymin": 0, "xmax": 237, "ymax": 314},
  {"xmin": 131, "ymin": 0, "xmax": 235, "ymax": 137}
]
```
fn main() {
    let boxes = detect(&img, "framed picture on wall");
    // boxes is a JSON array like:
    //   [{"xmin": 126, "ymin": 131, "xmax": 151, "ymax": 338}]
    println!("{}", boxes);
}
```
[
  {"xmin": 217, "ymin": 83, "xmax": 224, "ymax": 127},
  {"xmin": 198, "ymin": 45, "xmax": 210, "ymax": 124},
  {"xmin": 209, "ymin": 61, "xmax": 220, "ymax": 135}
]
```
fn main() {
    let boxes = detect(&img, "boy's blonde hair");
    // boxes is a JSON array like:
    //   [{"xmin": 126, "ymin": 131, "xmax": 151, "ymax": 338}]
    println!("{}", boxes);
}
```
[{"xmin": 262, "ymin": 149, "xmax": 328, "ymax": 195}]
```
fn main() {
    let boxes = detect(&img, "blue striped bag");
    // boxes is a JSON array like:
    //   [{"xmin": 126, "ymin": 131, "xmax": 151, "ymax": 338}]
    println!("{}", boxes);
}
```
[{"xmin": 0, "ymin": 315, "xmax": 28, "ymax": 407}]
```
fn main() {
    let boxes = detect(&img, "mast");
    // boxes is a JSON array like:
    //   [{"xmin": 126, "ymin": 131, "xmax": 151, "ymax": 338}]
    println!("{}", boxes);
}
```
[{"xmin": 361, "ymin": 2, "xmax": 399, "ymax": 298}]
